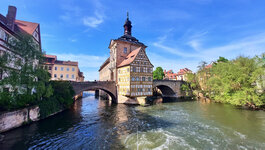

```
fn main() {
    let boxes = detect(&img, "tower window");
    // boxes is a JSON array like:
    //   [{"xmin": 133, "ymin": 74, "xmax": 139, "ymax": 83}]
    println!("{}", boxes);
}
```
[{"xmin": 124, "ymin": 47, "xmax": 127, "ymax": 54}]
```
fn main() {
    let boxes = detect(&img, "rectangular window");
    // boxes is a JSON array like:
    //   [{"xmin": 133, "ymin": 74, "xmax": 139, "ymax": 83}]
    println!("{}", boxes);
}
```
[
  {"xmin": 136, "ymin": 77, "xmax": 139, "ymax": 81},
  {"xmin": 148, "ymin": 77, "xmax": 152, "ymax": 81},
  {"xmin": 66, "ymin": 74, "xmax": 69, "ymax": 78},
  {"xmin": 132, "ymin": 77, "xmax": 135, "ymax": 81},
  {"xmin": 148, "ymin": 88, "xmax": 151, "ymax": 92},
  {"xmin": 61, "ymin": 67, "xmax": 64, "ymax": 71},
  {"xmin": 54, "ymin": 74, "xmax": 57, "ymax": 78},
  {"xmin": 133, "ymin": 67, "xmax": 136, "ymax": 72},
  {"xmin": 60, "ymin": 74, "xmax": 63, "ymax": 78},
  {"xmin": 49, "ymin": 66, "xmax": 52, "ymax": 70},
  {"xmin": 55, "ymin": 67, "xmax": 57, "ymax": 70},
  {"xmin": 67, "ymin": 68, "xmax": 69, "ymax": 71},
  {"xmin": 140, "ymin": 67, "xmax": 143, "ymax": 72},
  {"xmin": 124, "ymin": 47, "xmax": 127, "ymax": 54},
  {"xmin": 72, "ymin": 68, "xmax": 75, "ymax": 71},
  {"xmin": 127, "ymin": 68, "xmax": 129, "ymax": 72},
  {"xmin": 72, "ymin": 74, "xmax": 75, "ymax": 79}
]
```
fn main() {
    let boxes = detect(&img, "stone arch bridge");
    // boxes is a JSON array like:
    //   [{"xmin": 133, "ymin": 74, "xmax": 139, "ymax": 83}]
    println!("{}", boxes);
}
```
[{"xmin": 70, "ymin": 80, "xmax": 186, "ymax": 103}]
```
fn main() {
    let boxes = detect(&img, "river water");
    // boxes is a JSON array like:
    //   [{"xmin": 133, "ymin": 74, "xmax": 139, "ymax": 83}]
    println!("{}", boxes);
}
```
[{"xmin": 0, "ymin": 93, "xmax": 265, "ymax": 150}]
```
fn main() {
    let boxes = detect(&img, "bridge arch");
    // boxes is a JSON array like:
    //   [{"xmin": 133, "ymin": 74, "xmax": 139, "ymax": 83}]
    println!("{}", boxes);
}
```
[
  {"xmin": 153, "ymin": 80, "xmax": 185, "ymax": 97},
  {"xmin": 70, "ymin": 81, "xmax": 117, "ymax": 102},
  {"xmin": 154, "ymin": 84, "xmax": 176, "ymax": 96}
]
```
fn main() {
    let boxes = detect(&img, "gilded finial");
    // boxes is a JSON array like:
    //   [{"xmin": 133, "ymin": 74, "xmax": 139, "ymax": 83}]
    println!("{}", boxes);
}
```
[{"xmin": 127, "ymin": 11, "xmax": 129, "ymax": 19}]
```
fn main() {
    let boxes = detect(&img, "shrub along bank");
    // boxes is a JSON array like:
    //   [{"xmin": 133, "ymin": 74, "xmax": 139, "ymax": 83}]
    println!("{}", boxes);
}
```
[{"xmin": 186, "ymin": 54, "xmax": 265, "ymax": 109}]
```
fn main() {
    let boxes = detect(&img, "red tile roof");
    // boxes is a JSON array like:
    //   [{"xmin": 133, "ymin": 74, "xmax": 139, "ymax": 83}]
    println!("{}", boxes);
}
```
[
  {"xmin": 177, "ymin": 68, "xmax": 192, "ymax": 75},
  {"xmin": 118, "ymin": 47, "xmax": 141, "ymax": 67},
  {"xmin": 15, "ymin": 20, "xmax": 39, "ymax": 35},
  {"xmin": 55, "ymin": 60, "xmax": 78, "ymax": 66},
  {"xmin": 205, "ymin": 64, "xmax": 212, "ymax": 69},
  {"xmin": 44, "ymin": 54, "xmax": 57, "ymax": 59}
]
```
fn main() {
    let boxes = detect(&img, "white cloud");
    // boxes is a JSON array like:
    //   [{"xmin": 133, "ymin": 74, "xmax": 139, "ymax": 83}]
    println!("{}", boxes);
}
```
[
  {"xmin": 59, "ymin": 0, "xmax": 105, "ymax": 28},
  {"xmin": 151, "ymin": 31, "xmax": 265, "ymax": 73},
  {"xmin": 153, "ymin": 42, "xmax": 199, "ymax": 58},
  {"xmin": 83, "ymin": 12, "xmax": 104, "ymax": 28},
  {"xmin": 187, "ymin": 39, "xmax": 201, "ymax": 51},
  {"xmin": 154, "ymin": 32, "xmax": 265, "ymax": 60}
]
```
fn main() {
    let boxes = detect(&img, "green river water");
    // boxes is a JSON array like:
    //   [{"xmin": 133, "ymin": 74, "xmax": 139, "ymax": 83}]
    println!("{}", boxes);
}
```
[{"xmin": 0, "ymin": 93, "xmax": 264, "ymax": 150}]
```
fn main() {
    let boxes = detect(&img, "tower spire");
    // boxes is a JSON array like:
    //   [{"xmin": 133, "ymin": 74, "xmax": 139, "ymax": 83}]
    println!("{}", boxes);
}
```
[{"xmin": 124, "ymin": 12, "xmax": 132, "ymax": 36}]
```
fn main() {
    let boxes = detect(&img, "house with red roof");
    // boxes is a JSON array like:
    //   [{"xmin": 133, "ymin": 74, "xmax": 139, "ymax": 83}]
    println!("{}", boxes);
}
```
[
  {"xmin": 176, "ymin": 68, "xmax": 192, "ymax": 81},
  {"xmin": 163, "ymin": 70, "xmax": 178, "ymax": 80},
  {"xmin": 0, "ymin": 6, "xmax": 42, "ymax": 80}
]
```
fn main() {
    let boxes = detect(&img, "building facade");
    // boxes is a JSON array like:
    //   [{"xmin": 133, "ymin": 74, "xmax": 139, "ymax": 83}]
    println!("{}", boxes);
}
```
[
  {"xmin": 99, "ymin": 14, "xmax": 153, "ymax": 99},
  {"xmin": 176, "ymin": 68, "xmax": 192, "ymax": 81},
  {"xmin": 0, "ymin": 6, "xmax": 41, "ymax": 80},
  {"xmin": 164, "ymin": 70, "xmax": 177, "ymax": 80},
  {"xmin": 44, "ymin": 54, "xmax": 84, "ymax": 82}
]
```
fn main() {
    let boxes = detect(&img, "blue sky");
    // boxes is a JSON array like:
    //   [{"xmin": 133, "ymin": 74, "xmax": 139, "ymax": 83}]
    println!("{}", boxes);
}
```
[{"xmin": 1, "ymin": 0, "xmax": 265, "ymax": 80}]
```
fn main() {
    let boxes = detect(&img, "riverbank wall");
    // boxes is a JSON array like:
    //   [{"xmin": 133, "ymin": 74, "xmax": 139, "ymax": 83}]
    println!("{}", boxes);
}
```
[
  {"xmin": 0, "ymin": 106, "xmax": 40, "ymax": 133},
  {"xmin": 0, "ymin": 105, "xmax": 65, "ymax": 133}
]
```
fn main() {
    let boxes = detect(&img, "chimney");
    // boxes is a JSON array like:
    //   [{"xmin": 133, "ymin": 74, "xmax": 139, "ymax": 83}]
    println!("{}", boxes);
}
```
[{"xmin": 6, "ymin": 6, "xmax": 17, "ymax": 31}]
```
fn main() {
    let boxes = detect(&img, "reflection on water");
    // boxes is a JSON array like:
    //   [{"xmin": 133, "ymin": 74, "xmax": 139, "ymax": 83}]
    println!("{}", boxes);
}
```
[{"xmin": 0, "ymin": 93, "xmax": 265, "ymax": 149}]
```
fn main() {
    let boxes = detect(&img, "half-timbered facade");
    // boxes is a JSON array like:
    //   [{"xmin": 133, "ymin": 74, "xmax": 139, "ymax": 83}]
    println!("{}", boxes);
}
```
[
  {"xmin": 99, "ymin": 14, "xmax": 154, "ymax": 99},
  {"xmin": 117, "ymin": 47, "xmax": 153, "ymax": 97}
]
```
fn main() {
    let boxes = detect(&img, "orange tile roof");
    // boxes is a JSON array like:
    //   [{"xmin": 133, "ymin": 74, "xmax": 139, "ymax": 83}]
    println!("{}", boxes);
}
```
[
  {"xmin": 205, "ymin": 64, "xmax": 212, "ymax": 69},
  {"xmin": 55, "ymin": 60, "xmax": 78, "ymax": 66},
  {"xmin": 177, "ymin": 68, "xmax": 192, "ymax": 75},
  {"xmin": 44, "ymin": 54, "xmax": 57, "ymax": 59},
  {"xmin": 118, "ymin": 47, "xmax": 141, "ymax": 68},
  {"xmin": 15, "ymin": 20, "xmax": 39, "ymax": 35}
]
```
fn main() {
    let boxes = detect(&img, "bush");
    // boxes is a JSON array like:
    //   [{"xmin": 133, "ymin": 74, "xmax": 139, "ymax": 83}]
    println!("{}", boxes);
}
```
[{"xmin": 39, "ymin": 81, "xmax": 75, "ymax": 118}]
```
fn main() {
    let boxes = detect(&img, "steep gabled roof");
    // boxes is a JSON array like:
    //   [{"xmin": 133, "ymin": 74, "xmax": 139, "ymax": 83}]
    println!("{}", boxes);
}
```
[
  {"xmin": 15, "ymin": 20, "xmax": 39, "ymax": 35},
  {"xmin": 117, "ymin": 47, "xmax": 141, "ymax": 68}
]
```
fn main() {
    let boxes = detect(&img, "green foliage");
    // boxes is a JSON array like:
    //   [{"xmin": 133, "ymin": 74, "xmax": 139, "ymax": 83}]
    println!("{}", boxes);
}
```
[
  {"xmin": 186, "ymin": 73, "xmax": 199, "ymax": 90},
  {"xmin": 217, "ymin": 56, "xmax": 229, "ymax": 63},
  {"xmin": 181, "ymin": 84, "xmax": 190, "ymax": 96},
  {"xmin": 0, "ymin": 34, "xmax": 75, "ymax": 116},
  {"xmin": 39, "ymin": 81, "xmax": 75, "ymax": 118},
  {"xmin": 153, "ymin": 67, "xmax": 164, "ymax": 80},
  {"xmin": 196, "ymin": 54, "xmax": 265, "ymax": 108}
]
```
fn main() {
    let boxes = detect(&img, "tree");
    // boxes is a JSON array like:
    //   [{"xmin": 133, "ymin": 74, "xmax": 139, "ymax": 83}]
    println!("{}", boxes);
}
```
[
  {"xmin": 217, "ymin": 56, "xmax": 228, "ymax": 63},
  {"xmin": 204, "ymin": 55, "xmax": 265, "ymax": 108},
  {"xmin": 186, "ymin": 73, "xmax": 198, "ymax": 90},
  {"xmin": 153, "ymin": 67, "xmax": 164, "ymax": 80},
  {"xmin": 197, "ymin": 61, "xmax": 207, "ymax": 71},
  {"xmin": 0, "ymin": 33, "xmax": 52, "ymax": 110}
]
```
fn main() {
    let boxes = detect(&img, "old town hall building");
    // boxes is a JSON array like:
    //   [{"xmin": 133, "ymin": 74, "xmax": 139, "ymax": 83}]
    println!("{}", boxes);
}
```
[{"xmin": 99, "ymin": 14, "xmax": 153, "ymax": 102}]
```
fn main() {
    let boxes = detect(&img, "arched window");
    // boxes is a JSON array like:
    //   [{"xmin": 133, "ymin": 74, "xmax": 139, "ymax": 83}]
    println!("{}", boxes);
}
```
[{"xmin": 124, "ymin": 47, "xmax": 127, "ymax": 54}]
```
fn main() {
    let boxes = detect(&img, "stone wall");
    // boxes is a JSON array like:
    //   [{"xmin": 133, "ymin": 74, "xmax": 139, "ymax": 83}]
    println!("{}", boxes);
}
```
[
  {"xmin": 99, "ymin": 63, "xmax": 111, "ymax": 81},
  {"xmin": 0, "ymin": 106, "xmax": 40, "ymax": 133}
]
